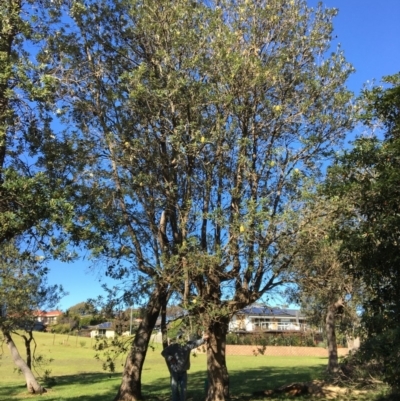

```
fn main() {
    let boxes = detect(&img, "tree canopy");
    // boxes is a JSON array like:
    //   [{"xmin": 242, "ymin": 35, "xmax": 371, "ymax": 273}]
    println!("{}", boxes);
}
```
[
  {"xmin": 0, "ymin": 0, "xmax": 73, "ymax": 249},
  {"xmin": 44, "ymin": 0, "xmax": 354, "ymax": 399}
]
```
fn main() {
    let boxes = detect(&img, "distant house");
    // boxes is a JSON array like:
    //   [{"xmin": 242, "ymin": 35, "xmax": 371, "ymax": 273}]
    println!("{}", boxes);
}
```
[
  {"xmin": 35, "ymin": 310, "xmax": 63, "ymax": 326},
  {"xmin": 229, "ymin": 305, "xmax": 308, "ymax": 332},
  {"xmin": 90, "ymin": 322, "xmax": 115, "ymax": 338},
  {"xmin": 154, "ymin": 309, "xmax": 189, "ymax": 330}
]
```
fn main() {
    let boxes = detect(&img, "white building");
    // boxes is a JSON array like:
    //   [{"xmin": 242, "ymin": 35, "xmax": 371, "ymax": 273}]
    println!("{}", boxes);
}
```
[
  {"xmin": 90, "ymin": 322, "xmax": 115, "ymax": 338},
  {"xmin": 229, "ymin": 305, "xmax": 308, "ymax": 332}
]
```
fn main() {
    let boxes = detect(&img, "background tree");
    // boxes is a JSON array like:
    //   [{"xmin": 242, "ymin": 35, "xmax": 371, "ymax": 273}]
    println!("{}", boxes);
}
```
[
  {"xmin": 58, "ymin": 301, "xmax": 102, "ymax": 328},
  {"xmin": 0, "ymin": 242, "xmax": 65, "ymax": 393},
  {"xmin": 51, "ymin": 0, "xmax": 354, "ymax": 400},
  {"xmin": 325, "ymin": 73, "xmax": 400, "ymax": 392},
  {"xmin": 286, "ymin": 198, "xmax": 362, "ymax": 374},
  {"xmin": 65, "ymin": 301, "xmax": 96, "ymax": 316}
]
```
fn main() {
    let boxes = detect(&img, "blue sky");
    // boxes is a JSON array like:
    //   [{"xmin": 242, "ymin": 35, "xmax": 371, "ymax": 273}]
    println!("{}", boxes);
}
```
[
  {"xmin": 48, "ymin": 0, "xmax": 400, "ymax": 311},
  {"xmin": 310, "ymin": 0, "xmax": 400, "ymax": 93}
]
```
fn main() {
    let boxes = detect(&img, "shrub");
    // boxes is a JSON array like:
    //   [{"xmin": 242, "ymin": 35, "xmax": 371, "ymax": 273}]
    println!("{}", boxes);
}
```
[
  {"xmin": 51, "ymin": 323, "xmax": 71, "ymax": 334},
  {"xmin": 226, "ymin": 333, "xmax": 239, "ymax": 344},
  {"xmin": 226, "ymin": 333, "xmax": 316, "ymax": 346},
  {"xmin": 241, "ymin": 335, "xmax": 253, "ymax": 345},
  {"xmin": 79, "ymin": 316, "xmax": 93, "ymax": 327}
]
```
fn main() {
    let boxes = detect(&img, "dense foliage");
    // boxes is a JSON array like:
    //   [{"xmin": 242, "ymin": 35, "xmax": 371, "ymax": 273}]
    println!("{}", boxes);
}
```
[
  {"xmin": 0, "ymin": 0, "xmax": 73, "ymax": 250},
  {"xmin": 325, "ymin": 73, "xmax": 400, "ymax": 391}
]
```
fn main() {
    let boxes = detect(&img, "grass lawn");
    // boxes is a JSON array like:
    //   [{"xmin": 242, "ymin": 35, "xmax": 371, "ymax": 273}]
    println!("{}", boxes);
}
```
[{"xmin": 0, "ymin": 332, "xmax": 386, "ymax": 400}]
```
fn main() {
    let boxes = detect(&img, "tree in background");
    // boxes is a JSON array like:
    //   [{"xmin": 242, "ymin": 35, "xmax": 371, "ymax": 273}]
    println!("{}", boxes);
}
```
[
  {"xmin": 61, "ymin": 301, "xmax": 99, "ymax": 328},
  {"xmin": 286, "ymin": 197, "xmax": 362, "ymax": 374},
  {"xmin": 325, "ymin": 73, "xmax": 400, "ymax": 392},
  {"xmin": 66, "ymin": 301, "xmax": 97, "ymax": 316},
  {"xmin": 0, "ymin": 242, "xmax": 65, "ymax": 393},
  {"xmin": 49, "ymin": 0, "xmax": 354, "ymax": 400}
]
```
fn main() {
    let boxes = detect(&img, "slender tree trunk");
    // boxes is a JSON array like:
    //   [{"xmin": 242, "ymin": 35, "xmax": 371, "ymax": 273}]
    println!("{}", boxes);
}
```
[
  {"xmin": 326, "ymin": 299, "xmax": 343, "ymax": 374},
  {"xmin": 206, "ymin": 317, "xmax": 230, "ymax": 401},
  {"xmin": 160, "ymin": 297, "xmax": 169, "ymax": 349},
  {"xmin": 113, "ymin": 283, "xmax": 168, "ymax": 401},
  {"xmin": 3, "ymin": 329, "xmax": 46, "ymax": 394},
  {"xmin": 21, "ymin": 331, "xmax": 34, "ymax": 369}
]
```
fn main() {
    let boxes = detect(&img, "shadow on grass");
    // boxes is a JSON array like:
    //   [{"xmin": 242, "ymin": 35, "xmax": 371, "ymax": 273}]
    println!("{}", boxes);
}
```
[
  {"xmin": 0, "ymin": 383, "xmax": 26, "ymax": 400},
  {"xmin": 1, "ymin": 372, "xmax": 122, "ymax": 401},
  {"xmin": 49, "ymin": 371, "xmax": 122, "ymax": 387},
  {"xmin": 48, "ymin": 372, "xmax": 122, "ymax": 401},
  {"xmin": 143, "ymin": 360, "xmax": 326, "ymax": 401}
]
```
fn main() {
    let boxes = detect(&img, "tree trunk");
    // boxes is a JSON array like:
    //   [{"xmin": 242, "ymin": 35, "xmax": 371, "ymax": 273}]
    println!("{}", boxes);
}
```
[
  {"xmin": 22, "ymin": 331, "xmax": 34, "ymax": 369},
  {"xmin": 205, "ymin": 317, "xmax": 230, "ymax": 401},
  {"xmin": 326, "ymin": 299, "xmax": 343, "ymax": 374},
  {"xmin": 3, "ymin": 330, "xmax": 46, "ymax": 394},
  {"xmin": 160, "ymin": 296, "xmax": 169, "ymax": 349},
  {"xmin": 113, "ymin": 283, "xmax": 168, "ymax": 401}
]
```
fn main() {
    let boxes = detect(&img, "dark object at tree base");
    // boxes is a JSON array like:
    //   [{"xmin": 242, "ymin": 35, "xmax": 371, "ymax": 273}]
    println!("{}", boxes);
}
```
[
  {"xmin": 253, "ymin": 383, "xmax": 308, "ymax": 397},
  {"xmin": 253, "ymin": 380, "xmax": 369, "ymax": 398}
]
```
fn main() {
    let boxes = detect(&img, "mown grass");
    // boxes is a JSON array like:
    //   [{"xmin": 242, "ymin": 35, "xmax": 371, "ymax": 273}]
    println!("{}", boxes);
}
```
[{"xmin": 0, "ymin": 331, "xmax": 387, "ymax": 400}]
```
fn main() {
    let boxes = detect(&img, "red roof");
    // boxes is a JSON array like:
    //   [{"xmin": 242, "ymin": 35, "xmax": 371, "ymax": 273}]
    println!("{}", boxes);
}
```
[{"xmin": 34, "ymin": 310, "xmax": 63, "ymax": 317}]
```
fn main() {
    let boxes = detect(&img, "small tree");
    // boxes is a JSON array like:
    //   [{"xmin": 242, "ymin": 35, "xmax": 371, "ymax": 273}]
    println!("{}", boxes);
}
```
[
  {"xmin": 0, "ymin": 242, "xmax": 65, "ymax": 393},
  {"xmin": 286, "ymin": 197, "xmax": 362, "ymax": 374}
]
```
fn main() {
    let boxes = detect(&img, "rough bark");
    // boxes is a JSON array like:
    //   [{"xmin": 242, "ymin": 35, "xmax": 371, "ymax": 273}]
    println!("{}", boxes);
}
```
[
  {"xmin": 206, "ymin": 317, "xmax": 230, "ymax": 401},
  {"xmin": 326, "ymin": 299, "xmax": 343, "ymax": 374},
  {"xmin": 113, "ymin": 283, "xmax": 168, "ymax": 401},
  {"xmin": 3, "ymin": 329, "xmax": 46, "ymax": 394}
]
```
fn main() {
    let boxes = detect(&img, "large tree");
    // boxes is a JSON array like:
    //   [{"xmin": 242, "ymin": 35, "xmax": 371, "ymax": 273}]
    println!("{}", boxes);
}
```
[
  {"xmin": 52, "ymin": 0, "xmax": 354, "ymax": 400},
  {"xmin": 325, "ymin": 73, "xmax": 400, "ymax": 391}
]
